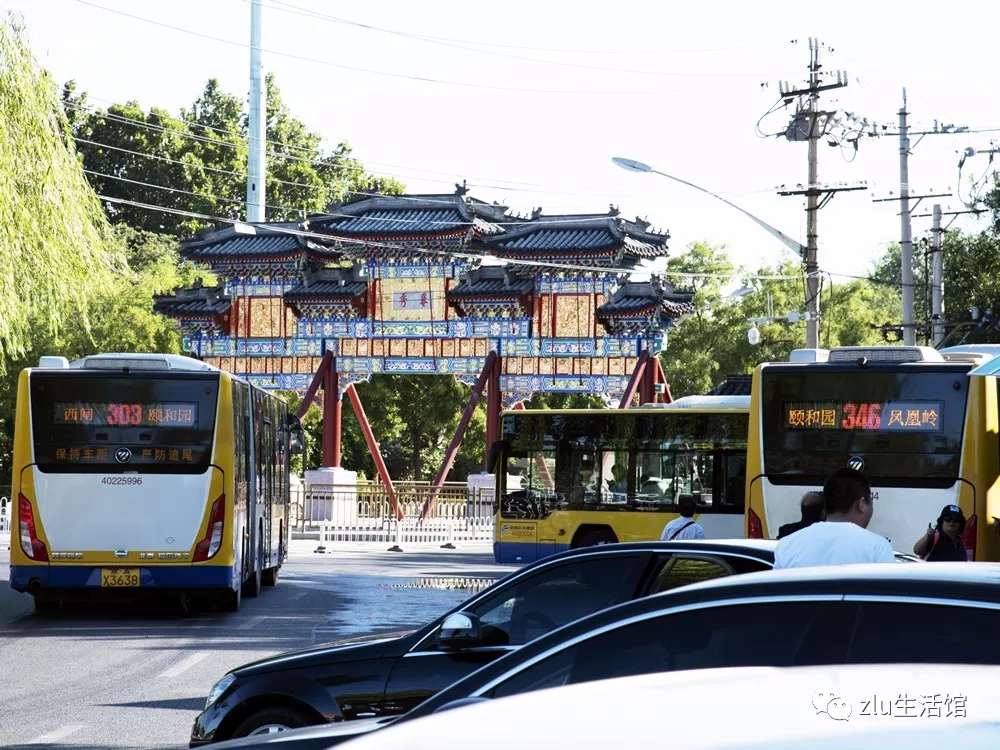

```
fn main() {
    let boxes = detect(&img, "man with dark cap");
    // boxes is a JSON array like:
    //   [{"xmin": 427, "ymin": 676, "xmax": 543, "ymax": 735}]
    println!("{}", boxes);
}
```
[{"xmin": 776, "ymin": 492, "xmax": 825, "ymax": 539}]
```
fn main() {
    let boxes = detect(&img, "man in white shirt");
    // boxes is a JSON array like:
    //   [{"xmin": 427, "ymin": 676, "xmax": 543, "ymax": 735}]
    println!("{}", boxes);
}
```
[
  {"xmin": 660, "ymin": 495, "xmax": 706, "ymax": 541},
  {"xmin": 773, "ymin": 468, "xmax": 895, "ymax": 568}
]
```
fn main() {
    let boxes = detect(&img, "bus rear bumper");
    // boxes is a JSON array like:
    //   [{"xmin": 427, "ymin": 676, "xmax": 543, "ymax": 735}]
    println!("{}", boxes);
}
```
[
  {"xmin": 493, "ymin": 541, "xmax": 570, "ymax": 564},
  {"xmin": 9, "ymin": 564, "xmax": 235, "ymax": 593}
]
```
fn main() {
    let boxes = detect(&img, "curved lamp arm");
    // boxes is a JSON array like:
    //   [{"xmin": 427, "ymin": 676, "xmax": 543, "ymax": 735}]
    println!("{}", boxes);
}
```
[{"xmin": 612, "ymin": 157, "xmax": 806, "ymax": 258}]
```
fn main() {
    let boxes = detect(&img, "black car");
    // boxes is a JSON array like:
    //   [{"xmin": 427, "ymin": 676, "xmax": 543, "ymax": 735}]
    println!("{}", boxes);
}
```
[
  {"xmin": 207, "ymin": 559, "xmax": 999, "ymax": 750},
  {"xmin": 191, "ymin": 539, "xmax": 780, "ymax": 745}
]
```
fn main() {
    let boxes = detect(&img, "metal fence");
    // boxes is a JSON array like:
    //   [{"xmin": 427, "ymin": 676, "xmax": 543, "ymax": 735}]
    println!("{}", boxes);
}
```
[{"xmin": 302, "ymin": 480, "xmax": 495, "ymax": 545}]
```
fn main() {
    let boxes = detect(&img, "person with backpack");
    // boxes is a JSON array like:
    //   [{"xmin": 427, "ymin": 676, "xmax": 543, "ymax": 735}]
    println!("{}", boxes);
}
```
[
  {"xmin": 659, "ymin": 495, "xmax": 705, "ymax": 541},
  {"xmin": 913, "ymin": 504, "xmax": 969, "ymax": 561}
]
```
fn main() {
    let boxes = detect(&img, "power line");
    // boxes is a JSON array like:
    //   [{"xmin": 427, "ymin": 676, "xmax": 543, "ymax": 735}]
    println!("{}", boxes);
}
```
[
  {"xmin": 249, "ymin": 0, "xmax": 774, "ymax": 79},
  {"xmin": 75, "ymin": 137, "xmax": 344, "ymax": 196},
  {"xmin": 69, "ymin": 109, "xmax": 787, "ymax": 204},
  {"xmin": 76, "ymin": 0, "xmax": 692, "ymax": 97},
  {"xmin": 263, "ymin": 0, "xmax": 760, "ymax": 56},
  {"xmin": 66, "ymin": 100, "xmax": 664, "ymax": 198},
  {"xmin": 68, "ymin": 97, "xmax": 576, "ymax": 190},
  {"xmin": 80, "ymin": 163, "xmax": 689, "ymax": 230},
  {"xmin": 95, "ymin": 193, "xmax": 808, "ymax": 281}
]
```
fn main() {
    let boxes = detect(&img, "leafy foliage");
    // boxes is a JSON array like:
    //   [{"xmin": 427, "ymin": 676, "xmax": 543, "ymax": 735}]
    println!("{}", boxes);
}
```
[
  {"xmin": 342, "ymin": 376, "xmax": 488, "ymax": 482},
  {"xmin": 0, "ymin": 225, "xmax": 210, "ymax": 478},
  {"xmin": 0, "ymin": 19, "xmax": 124, "ymax": 372},
  {"xmin": 660, "ymin": 242, "xmax": 896, "ymax": 397},
  {"xmin": 870, "ymin": 229, "xmax": 1000, "ymax": 343},
  {"xmin": 64, "ymin": 75, "xmax": 404, "ymax": 234}
]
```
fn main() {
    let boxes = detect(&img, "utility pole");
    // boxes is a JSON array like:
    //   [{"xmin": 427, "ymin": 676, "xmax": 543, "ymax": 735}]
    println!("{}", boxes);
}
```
[
  {"xmin": 931, "ymin": 203, "xmax": 944, "ymax": 345},
  {"xmin": 804, "ymin": 41, "xmax": 821, "ymax": 350},
  {"xmin": 773, "ymin": 38, "xmax": 858, "ymax": 349},
  {"xmin": 871, "ymin": 111, "xmax": 966, "ymax": 345},
  {"xmin": 898, "ymin": 89, "xmax": 915, "ymax": 345},
  {"xmin": 246, "ymin": 0, "xmax": 266, "ymax": 223}
]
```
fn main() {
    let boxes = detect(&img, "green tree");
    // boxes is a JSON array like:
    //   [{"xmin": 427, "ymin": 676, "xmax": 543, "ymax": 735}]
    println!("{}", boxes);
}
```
[
  {"xmin": 341, "ymin": 375, "xmax": 488, "ymax": 482},
  {"xmin": 0, "ymin": 20, "xmax": 124, "ymax": 372},
  {"xmin": 524, "ymin": 392, "xmax": 606, "ymax": 409},
  {"xmin": 64, "ymin": 75, "xmax": 404, "ymax": 234},
  {"xmin": 659, "ymin": 241, "xmax": 734, "ymax": 396},
  {"xmin": 659, "ymin": 243, "xmax": 896, "ymax": 397},
  {"xmin": 0, "ymin": 225, "xmax": 210, "ymax": 478},
  {"xmin": 870, "ymin": 228, "xmax": 1000, "ymax": 343}
]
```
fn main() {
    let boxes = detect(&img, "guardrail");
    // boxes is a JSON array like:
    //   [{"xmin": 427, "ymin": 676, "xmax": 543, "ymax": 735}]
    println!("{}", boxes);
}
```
[
  {"xmin": 301, "ymin": 480, "xmax": 495, "ymax": 546},
  {"xmin": 294, "ymin": 480, "xmax": 493, "ymax": 529}
]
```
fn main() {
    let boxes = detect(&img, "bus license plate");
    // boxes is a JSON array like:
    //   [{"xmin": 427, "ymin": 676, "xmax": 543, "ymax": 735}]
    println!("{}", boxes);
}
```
[{"xmin": 101, "ymin": 568, "xmax": 140, "ymax": 587}]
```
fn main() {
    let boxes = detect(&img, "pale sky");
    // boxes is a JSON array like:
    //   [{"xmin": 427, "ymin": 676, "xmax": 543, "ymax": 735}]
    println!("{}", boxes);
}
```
[{"xmin": 5, "ymin": 0, "xmax": 999, "ymax": 288}]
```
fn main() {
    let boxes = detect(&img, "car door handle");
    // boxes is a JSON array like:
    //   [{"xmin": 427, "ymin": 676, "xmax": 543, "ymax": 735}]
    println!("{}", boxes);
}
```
[{"xmin": 356, "ymin": 712, "xmax": 376, "ymax": 718}]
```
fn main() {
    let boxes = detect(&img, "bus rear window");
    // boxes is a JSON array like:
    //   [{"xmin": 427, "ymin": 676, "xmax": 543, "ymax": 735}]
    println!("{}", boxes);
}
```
[
  {"xmin": 761, "ymin": 367, "xmax": 969, "ymax": 484},
  {"xmin": 30, "ymin": 372, "xmax": 219, "ymax": 473}
]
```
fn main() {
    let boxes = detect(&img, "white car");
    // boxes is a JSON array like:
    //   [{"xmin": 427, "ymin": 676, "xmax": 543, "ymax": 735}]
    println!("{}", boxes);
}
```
[{"xmin": 339, "ymin": 663, "xmax": 1000, "ymax": 750}]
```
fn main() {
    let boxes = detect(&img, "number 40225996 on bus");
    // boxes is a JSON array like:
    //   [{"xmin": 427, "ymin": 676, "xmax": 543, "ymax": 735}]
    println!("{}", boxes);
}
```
[{"xmin": 9, "ymin": 352, "xmax": 305, "ymax": 612}]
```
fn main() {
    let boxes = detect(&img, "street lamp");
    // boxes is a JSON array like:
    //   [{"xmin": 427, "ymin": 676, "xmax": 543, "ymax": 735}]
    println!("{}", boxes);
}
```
[{"xmin": 611, "ymin": 157, "xmax": 806, "ymax": 258}]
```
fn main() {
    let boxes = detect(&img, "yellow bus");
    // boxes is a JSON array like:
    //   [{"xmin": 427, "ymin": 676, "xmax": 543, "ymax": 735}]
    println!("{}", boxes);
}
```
[
  {"xmin": 745, "ymin": 345, "xmax": 1000, "ymax": 561},
  {"xmin": 10, "ymin": 353, "xmax": 303, "ymax": 612},
  {"xmin": 492, "ymin": 396, "xmax": 750, "ymax": 563}
]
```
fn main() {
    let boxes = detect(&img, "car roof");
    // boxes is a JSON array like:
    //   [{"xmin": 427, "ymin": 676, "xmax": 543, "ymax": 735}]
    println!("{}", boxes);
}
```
[
  {"xmin": 678, "ymin": 560, "xmax": 1000, "ymax": 592},
  {"xmin": 534, "ymin": 538, "xmax": 778, "ymax": 562},
  {"xmin": 345, "ymin": 664, "xmax": 1000, "ymax": 750}
]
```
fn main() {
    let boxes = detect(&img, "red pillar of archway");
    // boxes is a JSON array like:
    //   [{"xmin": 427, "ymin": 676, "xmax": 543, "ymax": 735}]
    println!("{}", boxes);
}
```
[
  {"xmin": 484, "ymin": 354, "xmax": 502, "ymax": 470},
  {"xmin": 322, "ymin": 363, "xmax": 342, "ymax": 468}
]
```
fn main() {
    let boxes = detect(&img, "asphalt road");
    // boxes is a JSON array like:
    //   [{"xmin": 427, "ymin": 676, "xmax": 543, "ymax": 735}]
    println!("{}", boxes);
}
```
[{"xmin": 0, "ymin": 539, "xmax": 516, "ymax": 750}]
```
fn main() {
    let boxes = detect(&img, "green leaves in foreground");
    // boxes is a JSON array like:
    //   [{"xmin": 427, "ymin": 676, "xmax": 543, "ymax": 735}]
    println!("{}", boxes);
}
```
[{"xmin": 0, "ymin": 18, "xmax": 124, "ymax": 372}]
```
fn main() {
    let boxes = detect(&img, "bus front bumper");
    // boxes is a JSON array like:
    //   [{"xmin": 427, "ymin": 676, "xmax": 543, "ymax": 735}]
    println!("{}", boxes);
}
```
[{"xmin": 9, "ymin": 564, "xmax": 235, "ymax": 593}]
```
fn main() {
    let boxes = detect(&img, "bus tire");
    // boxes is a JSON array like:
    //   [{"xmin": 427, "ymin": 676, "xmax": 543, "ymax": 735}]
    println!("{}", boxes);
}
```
[
  {"xmin": 572, "ymin": 527, "xmax": 618, "ymax": 549},
  {"xmin": 219, "ymin": 582, "xmax": 241, "ymax": 613},
  {"xmin": 262, "ymin": 566, "xmax": 279, "ymax": 587}
]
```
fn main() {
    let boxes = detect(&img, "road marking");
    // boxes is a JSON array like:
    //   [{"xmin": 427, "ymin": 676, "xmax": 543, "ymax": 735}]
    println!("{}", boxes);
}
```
[
  {"xmin": 159, "ymin": 651, "xmax": 209, "ymax": 678},
  {"xmin": 239, "ymin": 615, "xmax": 267, "ymax": 630},
  {"xmin": 288, "ymin": 590, "xmax": 308, "ymax": 601},
  {"xmin": 29, "ymin": 724, "xmax": 85, "ymax": 744}
]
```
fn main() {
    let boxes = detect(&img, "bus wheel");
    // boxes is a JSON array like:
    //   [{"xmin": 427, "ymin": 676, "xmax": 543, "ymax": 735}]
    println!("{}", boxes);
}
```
[
  {"xmin": 572, "ymin": 528, "xmax": 618, "ymax": 549},
  {"xmin": 262, "ymin": 566, "xmax": 279, "ymax": 587},
  {"xmin": 219, "ymin": 583, "xmax": 241, "ymax": 613}
]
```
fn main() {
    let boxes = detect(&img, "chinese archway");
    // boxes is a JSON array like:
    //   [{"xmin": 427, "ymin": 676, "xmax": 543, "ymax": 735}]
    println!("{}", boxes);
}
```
[{"xmin": 153, "ymin": 184, "xmax": 693, "ymax": 478}]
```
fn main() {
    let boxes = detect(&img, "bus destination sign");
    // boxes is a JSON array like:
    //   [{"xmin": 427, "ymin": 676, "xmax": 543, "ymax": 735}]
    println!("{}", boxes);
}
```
[
  {"xmin": 783, "ymin": 401, "xmax": 943, "ymax": 432},
  {"xmin": 53, "ymin": 402, "xmax": 198, "ymax": 428}
]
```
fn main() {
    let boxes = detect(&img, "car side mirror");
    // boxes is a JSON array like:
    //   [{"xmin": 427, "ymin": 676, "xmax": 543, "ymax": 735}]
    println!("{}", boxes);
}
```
[{"xmin": 438, "ymin": 612, "xmax": 482, "ymax": 650}]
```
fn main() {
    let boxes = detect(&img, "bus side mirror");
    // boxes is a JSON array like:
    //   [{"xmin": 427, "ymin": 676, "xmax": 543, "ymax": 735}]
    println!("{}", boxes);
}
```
[{"xmin": 487, "ymin": 440, "xmax": 507, "ymax": 473}]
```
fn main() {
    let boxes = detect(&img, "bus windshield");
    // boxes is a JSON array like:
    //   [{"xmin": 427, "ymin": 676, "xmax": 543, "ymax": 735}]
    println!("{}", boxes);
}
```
[
  {"xmin": 500, "ymin": 411, "xmax": 747, "ymax": 520},
  {"xmin": 29, "ymin": 372, "xmax": 219, "ymax": 474},
  {"xmin": 760, "ymin": 366, "xmax": 970, "ymax": 485}
]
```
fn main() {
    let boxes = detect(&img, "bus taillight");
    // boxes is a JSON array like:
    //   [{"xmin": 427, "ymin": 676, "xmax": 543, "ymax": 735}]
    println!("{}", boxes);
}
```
[
  {"xmin": 18, "ymin": 494, "xmax": 49, "ymax": 561},
  {"xmin": 747, "ymin": 508, "xmax": 763, "ymax": 539},
  {"xmin": 962, "ymin": 514, "xmax": 977, "ymax": 561},
  {"xmin": 194, "ymin": 496, "xmax": 225, "ymax": 562}
]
